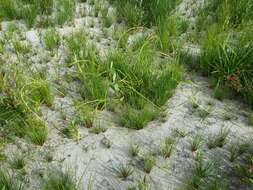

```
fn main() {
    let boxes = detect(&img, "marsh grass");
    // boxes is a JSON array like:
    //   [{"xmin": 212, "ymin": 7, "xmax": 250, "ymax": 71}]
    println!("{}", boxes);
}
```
[
  {"xmin": 236, "ymin": 156, "xmax": 253, "ymax": 185},
  {"xmin": 228, "ymin": 140, "xmax": 251, "ymax": 162},
  {"xmin": 112, "ymin": 0, "xmax": 180, "ymax": 26},
  {"xmin": 62, "ymin": 120, "xmax": 80, "ymax": 140},
  {"xmin": 26, "ymin": 116, "xmax": 48, "ymax": 146},
  {"xmin": 190, "ymin": 135, "xmax": 202, "ymax": 152},
  {"xmin": 21, "ymin": 79, "xmax": 53, "ymax": 110},
  {"xmin": 12, "ymin": 39, "xmax": 31, "ymax": 55},
  {"xmin": 43, "ymin": 28, "xmax": 61, "ymax": 51},
  {"xmin": 172, "ymin": 128, "xmax": 187, "ymax": 138},
  {"xmin": 119, "ymin": 104, "xmax": 159, "ymax": 130},
  {"xmin": 76, "ymin": 103, "xmax": 95, "ymax": 128},
  {"xmin": 197, "ymin": 0, "xmax": 253, "ymax": 31},
  {"xmin": 89, "ymin": 124, "xmax": 106, "ymax": 134},
  {"xmin": 197, "ymin": 0, "xmax": 253, "ymax": 106},
  {"xmin": 197, "ymin": 106, "xmax": 211, "ymax": 119},
  {"xmin": 207, "ymin": 128, "xmax": 229, "ymax": 149},
  {"xmin": 56, "ymin": 0, "xmax": 76, "ymax": 26},
  {"xmin": 194, "ymin": 152, "xmax": 214, "ymax": 178},
  {"xmin": 0, "ymin": 169, "xmax": 23, "ymax": 190},
  {"xmin": 70, "ymin": 31, "xmax": 183, "ymax": 130},
  {"xmin": 143, "ymin": 154, "xmax": 156, "ymax": 173},
  {"xmin": 0, "ymin": 0, "xmax": 55, "ymax": 28},
  {"xmin": 248, "ymin": 113, "xmax": 253, "ymax": 126},
  {"xmin": 9, "ymin": 152, "xmax": 26, "ymax": 170},
  {"xmin": 160, "ymin": 137, "xmax": 175, "ymax": 158},
  {"xmin": 185, "ymin": 151, "xmax": 215, "ymax": 189},
  {"xmin": 129, "ymin": 144, "xmax": 140, "ymax": 157},
  {"xmin": 41, "ymin": 168, "xmax": 79, "ymax": 190},
  {"xmin": 114, "ymin": 163, "xmax": 134, "ymax": 179}
]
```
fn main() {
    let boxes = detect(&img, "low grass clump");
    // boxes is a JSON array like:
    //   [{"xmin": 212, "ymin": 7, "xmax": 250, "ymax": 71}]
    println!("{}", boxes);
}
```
[
  {"xmin": 9, "ymin": 152, "xmax": 26, "ymax": 170},
  {"xmin": 236, "ymin": 156, "xmax": 253, "ymax": 186},
  {"xmin": 160, "ymin": 137, "xmax": 175, "ymax": 159},
  {"xmin": 89, "ymin": 124, "xmax": 106, "ymax": 134},
  {"xmin": 143, "ymin": 154, "xmax": 156, "ymax": 173},
  {"xmin": 43, "ymin": 28, "xmax": 61, "ymax": 51},
  {"xmin": 0, "ymin": 169, "xmax": 23, "ymax": 190},
  {"xmin": 75, "ymin": 103, "xmax": 95, "ymax": 128},
  {"xmin": 40, "ymin": 168, "xmax": 79, "ymax": 190},
  {"xmin": 207, "ymin": 128, "xmax": 229, "ymax": 149},
  {"xmin": 185, "ymin": 151, "xmax": 217, "ymax": 190},
  {"xmin": 129, "ymin": 144, "xmax": 140, "ymax": 157},
  {"xmin": 62, "ymin": 120, "xmax": 80, "ymax": 141},
  {"xmin": 190, "ymin": 135, "xmax": 202, "ymax": 152},
  {"xmin": 21, "ymin": 79, "xmax": 54, "ymax": 110},
  {"xmin": 112, "ymin": 0, "xmax": 186, "ymax": 53},
  {"xmin": 119, "ymin": 104, "xmax": 159, "ymax": 130},
  {"xmin": 228, "ymin": 139, "xmax": 251, "ymax": 162},
  {"xmin": 196, "ymin": 0, "xmax": 253, "ymax": 32},
  {"xmin": 114, "ymin": 163, "xmax": 134, "ymax": 180},
  {"xmin": 26, "ymin": 115, "xmax": 48, "ymax": 146}
]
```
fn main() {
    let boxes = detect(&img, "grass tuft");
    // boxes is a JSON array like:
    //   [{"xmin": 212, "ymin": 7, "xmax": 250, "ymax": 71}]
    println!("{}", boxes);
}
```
[
  {"xmin": 114, "ymin": 163, "xmax": 134, "ymax": 180},
  {"xmin": 160, "ymin": 137, "xmax": 175, "ymax": 159},
  {"xmin": 207, "ymin": 128, "xmax": 229, "ymax": 149},
  {"xmin": 26, "ymin": 116, "xmax": 48, "ymax": 146},
  {"xmin": 143, "ymin": 154, "xmax": 156, "ymax": 173},
  {"xmin": 62, "ymin": 120, "xmax": 80, "ymax": 141},
  {"xmin": 0, "ymin": 169, "xmax": 23, "ymax": 190},
  {"xmin": 41, "ymin": 168, "xmax": 79, "ymax": 190}
]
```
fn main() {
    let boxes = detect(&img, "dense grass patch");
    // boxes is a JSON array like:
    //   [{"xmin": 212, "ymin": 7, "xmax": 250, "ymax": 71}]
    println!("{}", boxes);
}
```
[
  {"xmin": 195, "ymin": 0, "xmax": 253, "ymax": 106},
  {"xmin": 40, "ymin": 168, "xmax": 79, "ymax": 190},
  {"xmin": 196, "ymin": 0, "xmax": 253, "ymax": 31},
  {"xmin": 200, "ymin": 27, "xmax": 253, "ymax": 104},
  {"xmin": 0, "ymin": 63, "xmax": 52, "ymax": 144},
  {"xmin": 70, "ymin": 31, "xmax": 183, "ymax": 129},
  {"xmin": 0, "ymin": 0, "xmax": 75, "ymax": 28},
  {"xmin": 111, "ymin": 0, "xmax": 181, "ymax": 26},
  {"xmin": 0, "ymin": 169, "xmax": 23, "ymax": 190}
]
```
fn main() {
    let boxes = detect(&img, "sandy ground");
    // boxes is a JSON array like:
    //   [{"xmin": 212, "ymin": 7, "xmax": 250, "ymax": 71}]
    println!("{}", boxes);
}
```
[{"xmin": 1, "ymin": 0, "xmax": 253, "ymax": 189}]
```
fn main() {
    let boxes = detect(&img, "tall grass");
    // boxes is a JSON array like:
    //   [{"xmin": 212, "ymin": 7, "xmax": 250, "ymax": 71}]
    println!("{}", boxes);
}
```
[
  {"xmin": 0, "ymin": 169, "xmax": 23, "ymax": 190},
  {"xmin": 55, "ymin": 0, "xmax": 76, "ymax": 26},
  {"xmin": 0, "ymin": 63, "xmax": 52, "ymax": 143},
  {"xmin": 112, "ymin": 0, "xmax": 184, "ymax": 52},
  {"xmin": 0, "ymin": 0, "xmax": 74, "ymax": 27},
  {"xmin": 112, "ymin": 0, "xmax": 181, "ymax": 26},
  {"xmin": 71, "ymin": 32, "xmax": 183, "ymax": 129},
  {"xmin": 197, "ymin": 0, "xmax": 253, "ymax": 31},
  {"xmin": 197, "ymin": 0, "xmax": 253, "ymax": 105}
]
